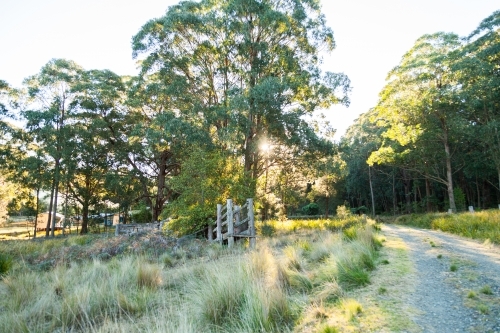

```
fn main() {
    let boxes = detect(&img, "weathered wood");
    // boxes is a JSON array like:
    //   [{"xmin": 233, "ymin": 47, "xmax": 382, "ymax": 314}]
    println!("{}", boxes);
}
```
[
  {"xmin": 234, "ymin": 205, "xmax": 240, "ymax": 226},
  {"xmin": 227, "ymin": 199, "xmax": 234, "ymax": 248},
  {"xmin": 248, "ymin": 198, "xmax": 256, "ymax": 249},
  {"xmin": 235, "ymin": 217, "xmax": 249, "ymax": 226},
  {"xmin": 217, "ymin": 204, "xmax": 222, "ymax": 244},
  {"xmin": 208, "ymin": 224, "xmax": 213, "ymax": 241}
]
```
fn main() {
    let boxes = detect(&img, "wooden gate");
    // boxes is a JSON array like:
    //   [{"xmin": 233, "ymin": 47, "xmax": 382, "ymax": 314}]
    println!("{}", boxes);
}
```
[{"xmin": 209, "ymin": 198, "xmax": 256, "ymax": 248}]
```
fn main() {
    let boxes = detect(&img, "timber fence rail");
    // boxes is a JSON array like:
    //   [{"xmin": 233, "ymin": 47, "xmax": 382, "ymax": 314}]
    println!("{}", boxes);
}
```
[{"xmin": 210, "ymin": 198, "xmax": 256, "ymax": 248}]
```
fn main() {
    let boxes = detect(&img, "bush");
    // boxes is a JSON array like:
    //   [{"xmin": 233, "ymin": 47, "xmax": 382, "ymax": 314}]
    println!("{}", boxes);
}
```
[
  {"xmin": 336, "ymin": 205, "xmax": 351, "ymax": 219},
  {"xmin": 301, "ymin": 203, "xmax": 320, "ymax": 216}
]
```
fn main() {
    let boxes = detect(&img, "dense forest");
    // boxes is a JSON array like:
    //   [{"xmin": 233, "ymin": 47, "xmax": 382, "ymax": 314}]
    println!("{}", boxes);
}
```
[{"xmin": 0, "ymin": 1, "xmax": 499, "ymax": 235}]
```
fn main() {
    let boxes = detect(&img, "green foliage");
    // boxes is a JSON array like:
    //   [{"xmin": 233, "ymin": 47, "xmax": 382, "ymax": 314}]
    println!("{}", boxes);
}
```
[
  {"xmin": 163, "ymin": 148, "xmax": 253, "ymax": 236},
  {"xmin": 454, "ymin": 187, "xmax": 466, "ymax": 212},
  {"xmin": 131, "ymin": 205, "xmax": 152, "ymax": 223},
  {"xmin": 0, "ymin": 253, "xmax": 12, "ymax": 276},
  {"xmin": 302, "ymin": 202, "xmax": 320, "ymax": 216}
]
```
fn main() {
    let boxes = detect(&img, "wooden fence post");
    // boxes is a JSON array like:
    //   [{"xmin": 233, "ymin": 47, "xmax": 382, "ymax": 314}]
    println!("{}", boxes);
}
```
[
  {"xmin": 217, "ymin": 204, "xmax": 222, "ymax": 244},
  {"xmin": 208, "ymin": 224, "xmax": 213, "ymax": 241},
  {"xmin": 234, "ymin": 205, "xmax": 240, "ymax": 229},
  {"xmin": 227, "ymin": 199, "xmax": 234, "ymax": 248},
  {"xmin": 115, "ymin": 224, "xmax": 121, "ymax": 236},
  {"xmin": 247, "ymin": 198, "xmax": 256, "ymax": 249}
]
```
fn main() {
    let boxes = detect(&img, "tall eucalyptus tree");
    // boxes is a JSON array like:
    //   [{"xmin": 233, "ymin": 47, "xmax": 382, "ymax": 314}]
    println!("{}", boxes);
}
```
[
  {"xmin": 132, "ymin": 0, "xmax": 350, "ymax": 195},
  {"xmin": 458, "ymin": 11, "xmax": 500, "ymax": 197},
  {"xmin": 369, "ymin": 33, "xmax": 465, "ymax": 212},
  {"xmin": 22, "ymin": 59, "xmax": 83, "ymax": 235}
]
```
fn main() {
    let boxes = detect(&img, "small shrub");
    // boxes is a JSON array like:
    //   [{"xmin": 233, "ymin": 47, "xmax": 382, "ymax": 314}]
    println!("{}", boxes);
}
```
[
  {"xmin": 450, "ymin": 264, "xmax": 458, "ymax": 272},
  {"xmin": 380, "ymin": 259, "xmax": 390, "ymax": 265},
  {"xmin": 336, "ymin": 205, "xmax": 351, "ymax": 219},
  {"xmin": 437, "ymin": 254, "xmax": 443, "ymax": 259},
  {"xmin": 378, "ymin": 287, "xmax": 387, "ymax": 294},
  {"xmin": 480, "ymin": 285, "xmax": 493, "ymax": 295},
  {"xmin": 467, "ymin": 291, "xmax": 477, "ymax": 299},
  {"xmin": 302, "ymin": 203, "xmax": 320, "ymax": 216}
]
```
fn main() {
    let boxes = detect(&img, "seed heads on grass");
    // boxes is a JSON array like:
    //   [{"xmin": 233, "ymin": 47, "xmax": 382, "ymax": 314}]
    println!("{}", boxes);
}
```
[{"xmin": 480, "ymin": 285, "xmax": 493, "ymax": 295}]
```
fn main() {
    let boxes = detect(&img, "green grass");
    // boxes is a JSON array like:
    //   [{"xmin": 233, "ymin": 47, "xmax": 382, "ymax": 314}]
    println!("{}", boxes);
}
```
[
  {"xmin": 480, "ymin": 285, "xmax": 493, "ymax": 295},
  {"xmin": 318, "ymin": 325, "xmax": 339, "ymax": 333},
  {"xmin": 477, "ymin": 304, "xmax": 490, "ymax": 314},
  {"xmin": 393, "ymin": 210, "xmax": 500, "ymax": 244}
]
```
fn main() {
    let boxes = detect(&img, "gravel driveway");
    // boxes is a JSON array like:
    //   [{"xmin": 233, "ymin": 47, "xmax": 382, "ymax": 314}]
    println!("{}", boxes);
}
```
[{"xmin": 382, "ymin": 224, "xmax": 500, "ymax": 333}]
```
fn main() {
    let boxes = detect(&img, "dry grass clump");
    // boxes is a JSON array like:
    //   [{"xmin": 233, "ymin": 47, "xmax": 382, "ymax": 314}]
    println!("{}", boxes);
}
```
[
  {"xmin": 137, "ymin": 262, "xmax": 162, "ymax": 289},
  {"xmin": 341, "ymin": 298, "xmax": 363, "ymax": 320},
  {"xmin": 189, "ymin": 247, "xmax": 295, "ymax": 332}
]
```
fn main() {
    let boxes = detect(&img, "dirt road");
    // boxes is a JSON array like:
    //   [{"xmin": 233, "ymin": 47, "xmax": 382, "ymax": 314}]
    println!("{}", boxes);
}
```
[{"xmin": 382, "ymin": 224, "xmax": 500, "ymax": 333}]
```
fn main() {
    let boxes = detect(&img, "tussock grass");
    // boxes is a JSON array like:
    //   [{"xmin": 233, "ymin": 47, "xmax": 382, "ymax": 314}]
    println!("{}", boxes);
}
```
[
  {"xmin": 0, "ymin": 218, "xmax": 383, "ymax": 332},
  {"xmin": 394, "ymin": 210, "xmax": 500, "ymax": 244},
  {"xmin": 341, "ymin": 298, "xmax": 363, "ymax": 320},
  {"xmin": 480, "ymin": 285, "xmax": 493, "ymax": 295}
]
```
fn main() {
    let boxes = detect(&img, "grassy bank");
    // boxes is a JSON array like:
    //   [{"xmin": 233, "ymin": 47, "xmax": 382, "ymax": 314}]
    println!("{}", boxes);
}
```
[
  {"xmin": 0, "ymin": 216, "xmax": 391, "ymax": 332},
  {"xmin": 393, "ymin": 209, "xmax": 500, "ymax": 244}
]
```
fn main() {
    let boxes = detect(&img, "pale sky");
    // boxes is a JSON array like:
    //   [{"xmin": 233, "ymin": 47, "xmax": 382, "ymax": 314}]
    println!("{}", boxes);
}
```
[{"xmin": 0, "ymin": 0, "xmax": 498, "ymax": 139}]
